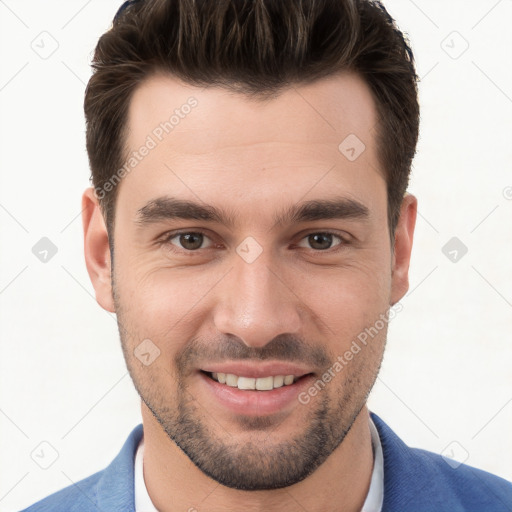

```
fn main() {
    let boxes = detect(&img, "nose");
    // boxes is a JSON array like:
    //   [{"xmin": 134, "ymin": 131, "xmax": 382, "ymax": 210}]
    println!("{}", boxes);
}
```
[{"xmin": 212, "ymin": 250, "xmax": 303, "ymax": 348}]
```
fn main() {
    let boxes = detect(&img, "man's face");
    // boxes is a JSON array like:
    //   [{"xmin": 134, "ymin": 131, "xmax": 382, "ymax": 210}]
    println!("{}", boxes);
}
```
[{"xmin": 85, "ymin": 71, "xmax": 415, "ymax": 490}]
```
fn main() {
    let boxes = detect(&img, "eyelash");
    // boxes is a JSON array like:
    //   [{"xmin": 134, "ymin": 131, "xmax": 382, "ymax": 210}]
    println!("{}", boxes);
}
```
[{"xmin": 157, "ymin": 230, "xmax": 350, "ymax": 254}]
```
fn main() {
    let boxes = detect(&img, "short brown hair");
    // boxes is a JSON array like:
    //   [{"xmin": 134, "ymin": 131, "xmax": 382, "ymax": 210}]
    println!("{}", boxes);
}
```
[{"xmin": 85, "ymin": 0, "xmax": 419, "ymax": 241}]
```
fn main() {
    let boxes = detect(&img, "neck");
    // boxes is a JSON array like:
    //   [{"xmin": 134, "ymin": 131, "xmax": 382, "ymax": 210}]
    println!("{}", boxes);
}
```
[{"xmin": 141, "ymin": 403, "xmax": 374, "ymax": 512}]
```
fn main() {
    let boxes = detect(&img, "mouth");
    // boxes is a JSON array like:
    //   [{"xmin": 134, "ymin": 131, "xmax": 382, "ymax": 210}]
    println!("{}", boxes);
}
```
[
  {"xmin": 200, "ymin": 370, "xmax": 312, "ymax": 391},
  {"xmin": 198, "ymin": 368, "xmax": 316, "ymax": 416}
]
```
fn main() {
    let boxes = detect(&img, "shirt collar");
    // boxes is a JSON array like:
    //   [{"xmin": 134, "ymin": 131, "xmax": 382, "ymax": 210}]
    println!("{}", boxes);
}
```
[{"xmin": 134, "ymin": 415, "xmax": 384, "ymax": 512}]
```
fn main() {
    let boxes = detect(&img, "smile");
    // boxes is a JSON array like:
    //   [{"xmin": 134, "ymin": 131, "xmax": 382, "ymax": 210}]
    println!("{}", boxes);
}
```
[{"xmin": 204, "ymin": 371, "xmax": 302, "ymax": 391}]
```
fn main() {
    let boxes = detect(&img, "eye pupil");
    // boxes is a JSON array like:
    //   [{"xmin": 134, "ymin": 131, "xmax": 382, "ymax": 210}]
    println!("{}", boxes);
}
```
[
  {"xmin": 309, "ymin": 233, "xmax": 332, "ymax": 250},
  {"xmin": 180, "ymin": 233, "xmax": 203, "ymax": 250}
]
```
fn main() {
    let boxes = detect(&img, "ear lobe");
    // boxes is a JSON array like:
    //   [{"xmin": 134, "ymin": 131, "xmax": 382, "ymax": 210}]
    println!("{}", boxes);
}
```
[
  {"xmin": 390, "ymin": 193, "xmax": 417, "ymax": 305},
  {"xmin": 82, "ymin": 187, "xmax": 115, "ymax": 313}
]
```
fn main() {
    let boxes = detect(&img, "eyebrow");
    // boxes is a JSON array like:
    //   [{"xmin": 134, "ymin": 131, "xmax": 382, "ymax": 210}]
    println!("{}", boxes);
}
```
[{"xmin": 135, "ymin": 195, "xmax": 370, "ymax": 229}]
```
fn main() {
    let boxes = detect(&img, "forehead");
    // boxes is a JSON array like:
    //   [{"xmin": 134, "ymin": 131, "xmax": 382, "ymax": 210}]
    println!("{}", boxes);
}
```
[
  {"xmin": 119, "ymin": 71, "xmax": 385, "ymax": 222},
  {"xmin": 127, "ymin": 71, "xmax": 378, "ymax": 153}
]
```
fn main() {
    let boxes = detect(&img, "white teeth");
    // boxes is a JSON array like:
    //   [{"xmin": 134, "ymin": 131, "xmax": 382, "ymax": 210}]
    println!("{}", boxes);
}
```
[
  {"xmin": 237, "ymin": 377, "xmax": 256, "ymax": 390},
  {"xmin": 273, "ymin": 375, "xmax": 284, "ymax": 388},
  {"xmin": 284, "ymin": 375, "xmax": 294, "ymax": 385},
  {"xmin": 225, "ymin": 374, "xmax": 238, "ymax": 387},
  {"xmin": 255, "ymin": 376, "xmax": 274, "ymax": 390},
  {"xmin": 209, "ymin": 372, "xmax": 300, "ymax": 391}
]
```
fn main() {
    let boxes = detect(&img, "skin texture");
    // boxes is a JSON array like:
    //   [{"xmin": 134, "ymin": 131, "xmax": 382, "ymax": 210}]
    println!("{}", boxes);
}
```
[{"xmin": 82, "ymin": 71, "xmax": 417, "ymax": 512}]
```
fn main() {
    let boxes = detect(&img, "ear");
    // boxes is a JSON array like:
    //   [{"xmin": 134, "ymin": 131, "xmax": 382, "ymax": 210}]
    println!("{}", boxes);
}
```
[
  {"xmin": 390, "ymin": 193, "xmax": 417, "ymax": 305},
  {"xmin": 82, "ymin": 187, "xmax": 115, "ymax": 313}
]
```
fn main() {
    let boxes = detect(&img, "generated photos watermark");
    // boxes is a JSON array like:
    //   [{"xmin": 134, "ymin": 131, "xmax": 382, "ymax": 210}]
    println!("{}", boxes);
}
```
[
  {"xmin": 298, "ymin": 303, "xmax": 403, "ymax": 405},
  {"xmin": 94, "ymin": 96, "xmax": 198, "ymax": 200}
]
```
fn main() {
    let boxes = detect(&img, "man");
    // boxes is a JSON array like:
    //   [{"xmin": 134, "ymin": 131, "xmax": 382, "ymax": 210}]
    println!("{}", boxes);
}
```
[{"xmin": 22, "ymin": 0, "xmax": 512, "ymax": 511}]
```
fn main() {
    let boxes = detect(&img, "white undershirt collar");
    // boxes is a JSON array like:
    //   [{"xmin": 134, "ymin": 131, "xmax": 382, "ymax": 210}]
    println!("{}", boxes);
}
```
[{"xmin": 134, "ymin": 415, "xmax": 384, "ymax": 512}]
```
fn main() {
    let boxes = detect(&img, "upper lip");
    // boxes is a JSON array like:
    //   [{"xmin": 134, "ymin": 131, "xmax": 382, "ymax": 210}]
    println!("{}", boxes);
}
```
[{"xmin": 200, "ymin": 361, "xmax": 314, "ymax": 379}]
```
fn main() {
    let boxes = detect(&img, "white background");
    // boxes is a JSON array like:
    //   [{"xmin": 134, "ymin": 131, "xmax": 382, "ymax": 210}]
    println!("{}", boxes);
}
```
[{"xmin": 1, "ymin": 1, "xmax": 511, "ymax": 510}]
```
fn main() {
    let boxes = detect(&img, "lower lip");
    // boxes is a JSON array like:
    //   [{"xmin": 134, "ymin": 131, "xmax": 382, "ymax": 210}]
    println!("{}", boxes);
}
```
[{"xmin": 199, "ymin": 371, "xmax": 315, "ymax": 416}]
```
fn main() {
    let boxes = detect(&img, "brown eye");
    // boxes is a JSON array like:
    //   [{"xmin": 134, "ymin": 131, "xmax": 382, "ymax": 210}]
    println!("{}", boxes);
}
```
[
  {"xmin": 297, "ymin": 232, "xmax": 344, "ymax": 251},
  {"xmin": 179, "ymin": 233, "xmax": 203, "ymax": 250},
  {"xmin": 166, "ymin": 232, "xmax": 212, "ymax": 251}
]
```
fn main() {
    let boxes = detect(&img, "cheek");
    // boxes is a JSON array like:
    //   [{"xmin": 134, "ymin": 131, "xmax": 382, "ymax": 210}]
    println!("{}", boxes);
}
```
[
  {"xmin": 292, "ymin": 256, "xmax": 392, "ymax": 344},
  {"xmin": 115, "ymin": 261, "xmax": 222, "ymax": 339}
]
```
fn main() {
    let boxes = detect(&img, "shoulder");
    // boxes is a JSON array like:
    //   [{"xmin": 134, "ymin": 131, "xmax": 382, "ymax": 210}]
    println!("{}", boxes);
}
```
[
  {"xmin": 19, "ymin": 424, "xmax": 143, "ymax": 512},
  {"xmin": 19, "ymin": 470, "xmax": 104, "ymax": 512},
  {"xmin": 409, "ymin": 445, "xmax": 512, "ymax": 509},
  {"xmin": 370, "ymin": 411, "xmax": 512, "ymax": 511}
]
